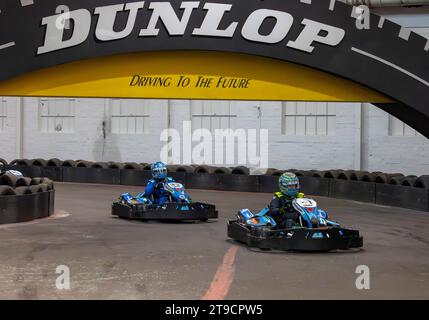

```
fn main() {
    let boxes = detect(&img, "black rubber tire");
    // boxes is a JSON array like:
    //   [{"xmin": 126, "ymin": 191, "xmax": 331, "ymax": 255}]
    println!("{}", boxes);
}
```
[
  {"xmin": 167, "ymin": 165, "xmax": 179, "ymax": 172},
  {"xmin": 264, "ymin": 168, "xmax": 279, "ymax": 176},
  {"xmin": 323, "ymin": 170, "xmax": 342, "ymax": 179},
  {"xmin": 47, "ymin": 158, "xmax": 63, "ymax": 167},
  {"xmin": 175, "ymin": 165, "xmax": 194, "ymax": 173},
  {"xmin": 311, "ymin": 170, "xmax": 326, "ymax": 178},
  {"xmin": 294, "ymin": 170, "xmax": 311, "ymax": 177},
  {"xmin": 77, "ymin": 161, "xmax": 93, "ymax": 168},
  {"xmin": 30, "ymin": 177, "xmax": 43, "ymax": 185},
  {"xmin": 388, "ymin": 176, "xmax": 405, "ymax": 185},
  {"xmin": 338, "ymin": 170, "xmax": 354, "ymax": 180},
  {"xmin": 401, "ymin": 176, "xmax": 418, "ymax": 187},
  {"xmin": 141, "ymin": 163, "xmax": 152, "ymax": 171},
  {"xmin": 15, "ymin": 177, "xmax": 32, "ymax": 187},
  {"xmin": 41, "ymin": 178, "xmax": 54, "ymax": 190},
  {"xmin": 231, "ymin": 166, "xmax": 250, "ymax": 175},
  {"xmin": 107, "ymin": 162, "xmax": 125, "ymax": 169},
  {"xmin": 14, "ymin": 186, "xmax": 33, "ymax": 195},
  {"xmin": 123, "ymin": 162, "xmax": 143, "ymax": 170},
  {"xmin": 200, "ymin": 218, "xmax": 209, "ymax": 222},
  {"xmin": 31, "ymin": 159, "xmax": 47, "ymax": 167},
  {"xmin": 0, "ymin": 174, "xmax": 18, "ymax": 187},
  {"xmin": 360, "ymin": 173, "xmax": 377, "ymax": 182},
  {"xmin": 16, "ymin": 159, "xmax": 32, "ymax": 166},
  {"xmin": 0, "ymin": 158, "xmax": 8, "ymax": 166},
  {"xmin": 29, "ymin": 185, "xmax": 43, "ymax": 193},
  {"xmin": 62, "ymin": 160, "xmax": 77, "ymax": 167},
  {"xmin": 91, "ymin": 162, "xmax": 108, "ymax": 169},
  {"xmin": 38, "ymin": 183, "xmax": 49, "ymax": 192},
  {"xmin": 375, "ymin": 173, "xmax": 404, "ymax": 184},
  {"xmin": 0, "ymin": 185, "xmax": 16, "ymax": 196},
  {"xmin": 270, "ymin": 170, "xmax": 285, "ymax": 177},
  {"xmin": 194, "ymin": 165, "xmax": 215, "ymax": 174},
  {"xmin": 414, "ymin": 175, "xmax": 429, "ymax": 189},
  {"xmin": 213, "ymin": 167, "xmax": 232, "ymax": 175}
]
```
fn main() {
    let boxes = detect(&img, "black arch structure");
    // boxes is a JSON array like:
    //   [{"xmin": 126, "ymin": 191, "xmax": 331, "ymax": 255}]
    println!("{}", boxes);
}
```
[{"xmin": 0, "ymin": 0, "xmax": 428, "ymax": 136}]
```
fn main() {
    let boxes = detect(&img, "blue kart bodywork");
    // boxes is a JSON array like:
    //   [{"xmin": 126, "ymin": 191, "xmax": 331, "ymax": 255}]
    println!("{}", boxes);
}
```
[
  {"xmin": 228, "ymin": 197, "xmax": 363, "ymax": 251},
  {"xmin": 112, "ymin": 182, "xmax": 218, "ymax": 222}
]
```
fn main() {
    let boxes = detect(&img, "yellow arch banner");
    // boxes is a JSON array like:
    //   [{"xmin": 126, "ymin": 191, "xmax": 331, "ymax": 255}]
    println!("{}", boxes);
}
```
[{"xmin": 0, "ymin": 51, "xmax": 391, "ymax": 102}]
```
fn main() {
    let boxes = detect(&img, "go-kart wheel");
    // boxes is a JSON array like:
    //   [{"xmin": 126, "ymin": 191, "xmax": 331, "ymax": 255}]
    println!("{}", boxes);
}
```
[{"xmin": 200, "ymin": 218, "xmax": 208, "ymax": 222}]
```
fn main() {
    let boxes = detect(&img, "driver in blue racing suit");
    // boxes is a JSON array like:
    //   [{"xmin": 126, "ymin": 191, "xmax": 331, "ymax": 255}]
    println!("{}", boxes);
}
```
[{"xmin": 143, "ymin": 162, "xmax": 175, "ymax": 205}]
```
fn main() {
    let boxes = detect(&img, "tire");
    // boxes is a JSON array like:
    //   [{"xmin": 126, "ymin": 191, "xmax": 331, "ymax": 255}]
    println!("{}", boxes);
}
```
[
  {"xmin": 311, "ymin": 170, "xmax": 325, "ymax": 178},
  {"xmin": 360, "ymin": 173, "xmax": 377, "ymax": 182},
  {"xmin": 141, "ymin": 163, "xmax": 152, "ymax": 171},
  {"xmin": 388, "ymin": 176, "xmax": 405, "ymax": 185},
  {"xmin": 264, "ymin": 168, "xmax": 279, "ymax": 176},
  {"xmin": 91, "ymin": 162, "xmax": 108, "ymax": 169},
  {"xmin": 194, "ymin": 165, "xmax": 214, "ymax": 174},
  {"xmin": 401, "ymin": 176, "xmax": 418, "ymax": 187},
  {"xmin": 14, "ymin": 186, "xmax": 33, "ymax": 195},
  {"xmin": 375, "ymin": 173, "xmax": 404, "ymax": 184},
  {"xmin": 15, "ymin": 177, "xmax": 32, "ymax": 187},
  {"xmin": 200, "ymin": 218, "xmax": 209, "ymax": 222},
  {"xmin": 338, "ymin": 170, "xmax": 354, "ymax": 180},
  {"xmin": 38, "ymin": 183, "xmax": 49, "ymax": 192},
  {"xmin": 47, "ymin": 158, "xmax": 63, "ymax": 167},
  {"xmin": 16, "ymin": 159, "xmax": 32, "ymax": 166},
  {"xmin": 62, "ymin": 160, "xmax": 77, "ymax": 167},
  {"xmin": 31, "ymin": 159, "xmax": 47, "ymax": 167},
  {"xmin": 9, "ymin": 159, "xmax": 20, "ymax": 166},
  {"xmin": 77, "ymin": 161, "xmax": 93, "ymax": 168},
  {"xmin": 213, "ymin": 167, "xmax": 232, "ymax": 175},
  {"xmin": 0, "ymin": 158, "xmax": 8, "ymax": 166},
  {"xmin": 414, "ymin": 175, "xmax": 429, "ymax": 189},
  {"xmin": 323, "ymin": 170, "xmax": 342, "ymax": 179},
  {"xmin": 167, "ymin": 165, "xmax": 179, "ymax": 172},
  {"xmin": 0, "ymin": 185, "xmax": 16, "ymax": 196},
  {"xmin": 350, "ymin": 171, "xmax": 369, "ymax": 181},
  {"xmin": 0, "ymin": 174, "xmax": 18, "ymax": 187},
  {"xmin": 107, "ymin": 162, "xmax": 125, "ymax": 169},
  {"xmin": 41, "ymin": 178, "xmax": 54, "ymax": 190},
  {"xmin": 231, "ymin": 166, "xmax": 250, "ymax": 175},
  {"xmin": 29, "ymin": 185, "xmax": 42, "ymax": 193},
  {"xmin": 175, "ymin": 165, "xmax": 194, "ymax": 173},
  {"xmin": 294, "ymin": 170, "xmax": 311, "ymax": 177},
  {"xmin": 123, "ymin": 162, "xmax": 142, "ymax": 170},
  {"xmin": 30, "ymin": 177, "xmax": 43, "ymax": 185}
]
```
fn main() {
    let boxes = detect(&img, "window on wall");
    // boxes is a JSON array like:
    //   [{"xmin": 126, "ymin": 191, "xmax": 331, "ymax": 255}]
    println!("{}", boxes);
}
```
[
  {"xmin": 39, "ymin": 98, "xmax": 75, "ymax": 133},
  {"xmin": 388, "ymin": 115, "xmax": 418, "ymax": 137},
  {"xmin": 282, "ymin": 102, "xmax": 336, "ymax": 136},
  {"xmin": 110, "ymin": 99, "xmax": 150, "ymax": 134},
  {"xmin": 191, "ymin": 101, "xmax": 237, "ymax": 132},
  {"xmin": 0, "ymin": 98, "xmax": 7, "ymax": 132}
]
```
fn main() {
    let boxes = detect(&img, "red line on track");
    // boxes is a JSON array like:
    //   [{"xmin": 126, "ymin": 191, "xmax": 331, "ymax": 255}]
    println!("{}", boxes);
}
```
[{"xmin": 201, "ymin": 246, "xmax": 239, "ymax": 300}]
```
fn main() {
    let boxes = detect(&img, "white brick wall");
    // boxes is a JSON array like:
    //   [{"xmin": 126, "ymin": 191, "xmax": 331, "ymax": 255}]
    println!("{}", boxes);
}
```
[{"xmin": 0, "ymin": 98, "xmax": 428, "ymax": 175}]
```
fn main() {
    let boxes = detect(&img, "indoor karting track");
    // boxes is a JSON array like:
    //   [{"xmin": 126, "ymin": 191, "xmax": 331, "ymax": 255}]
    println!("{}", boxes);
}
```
[{"xmin": 0, "ymin": 182, "xmax": 428, "ymax": 300}]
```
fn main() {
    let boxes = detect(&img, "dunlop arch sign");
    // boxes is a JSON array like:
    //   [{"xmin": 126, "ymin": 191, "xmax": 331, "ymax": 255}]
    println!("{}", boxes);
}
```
[{"xmin": 0, "ymin": 0, "xmax": 428, "ymax": 136}]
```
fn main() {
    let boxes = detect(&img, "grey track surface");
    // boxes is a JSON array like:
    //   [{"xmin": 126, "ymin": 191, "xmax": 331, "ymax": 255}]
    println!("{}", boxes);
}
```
[{"xmin": 0, "ymin": 182, "xmax": 428, "ymax": 300}]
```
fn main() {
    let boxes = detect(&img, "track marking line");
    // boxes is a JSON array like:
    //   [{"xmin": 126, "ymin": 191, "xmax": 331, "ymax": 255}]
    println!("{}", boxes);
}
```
[{"xmin": 201, "ymin": 246, "xmax": 238, "ymax": 300}]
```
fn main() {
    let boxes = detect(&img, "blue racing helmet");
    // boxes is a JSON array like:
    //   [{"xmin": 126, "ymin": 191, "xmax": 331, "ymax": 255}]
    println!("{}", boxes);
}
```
[
  {"xmin": 151, "ymin": 161, "xmax": 168, "ymax": 180},
  {"xmin": 279, "ymin": 172, "xmax": 300, "ymax": 198}
]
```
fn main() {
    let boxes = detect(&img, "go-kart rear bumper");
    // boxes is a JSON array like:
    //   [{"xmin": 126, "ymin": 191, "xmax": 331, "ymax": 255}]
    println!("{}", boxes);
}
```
[
  {"xmin": 227, "ymin": 220, "xmax": 363, "ymax": 251},
  {"xmin": 112, "ymin": 202, "xmax": 218, "ymax": 221}
]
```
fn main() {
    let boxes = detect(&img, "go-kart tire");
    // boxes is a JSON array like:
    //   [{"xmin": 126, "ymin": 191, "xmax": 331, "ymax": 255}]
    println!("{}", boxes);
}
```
[
  {"xmin": 47, "ymin": 158, "xmax": 63, "ymax": 167},
  {"xmin": 62, "ymin": 160, "xmax": 77, "ymax": 167},
  {"xmin": 91, "ymin": 162, "xmax": 108, "ymax": 169},
  {"xmin": 77, "ymin": 161, "xmax": 93, "ymax": 168},
  {"xmin": 0, "ymin": 174, "xmax": 18, "ymax": 187},
  {"xmin": 31, "ymin": 159, "xmax": 47, "ymax": 167},
  {"xmin": 15, "ymin": 177, "xmax": 32, "ymax": 187},
  {"xmin": 213, "ymin": 167, "xmax": 232, "ymax": 175},
  {"xmin": 414, "ymin": 175, "xmax": 429, "ymax": 189},
  {"xmin": 124, "ymin": 162, "xmax": 142, "ymax": 170},
  {"xmin": 30, "ymin": 177, "xmax": 43, "ymax": 185},
  {"xmin": 231, "ymin": 166, "xmax": 250, "ymax": 175},
  {"xmin": 14, "ymin": 186, "xmax": 33, "ymax": 195},
  {"xmin": 107, "ymin": 162, "xmax": 125, "ymax": 169},
  {"xmin": 0, "ymin": 186, "xmax": 16, "ymax": 196},
  {"xmin": 175, "ymin": 165, "xmax": 194, "ymax": 173}
]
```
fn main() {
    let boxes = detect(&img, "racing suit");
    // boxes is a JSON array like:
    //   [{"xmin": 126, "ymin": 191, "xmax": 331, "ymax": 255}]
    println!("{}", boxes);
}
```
[
  {"xmin": 269, "ymin": 192, "xmax": 305, "ymax": 229},
  {"xmin": 143, "ymin": 177, "xmax": 175, "ymax": 205}
]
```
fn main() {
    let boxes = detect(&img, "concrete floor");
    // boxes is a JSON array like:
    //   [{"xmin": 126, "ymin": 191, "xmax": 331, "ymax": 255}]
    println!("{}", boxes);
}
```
[{"xmin": 0, "ymin": 182, "xmax": 428, "ymax": 299}]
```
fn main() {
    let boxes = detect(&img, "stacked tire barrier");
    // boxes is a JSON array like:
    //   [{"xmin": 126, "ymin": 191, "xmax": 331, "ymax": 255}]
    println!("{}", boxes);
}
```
[
  {"xmin": 0, "ymin": 173, "xmax": 55, "ymax": 224},
  {"xmin": 3, "ymin": 159, "xmax": 429, "ymax": 212}
]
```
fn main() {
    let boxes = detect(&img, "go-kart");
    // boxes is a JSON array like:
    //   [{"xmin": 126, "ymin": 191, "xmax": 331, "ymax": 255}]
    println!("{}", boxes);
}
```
[
  {"xmin": 228, "ymin": 197, "xmax": 363, "ymax": 252},
  {"xmin": 112, "ymin": 181, "xmax": 218, "ymax": 222}
]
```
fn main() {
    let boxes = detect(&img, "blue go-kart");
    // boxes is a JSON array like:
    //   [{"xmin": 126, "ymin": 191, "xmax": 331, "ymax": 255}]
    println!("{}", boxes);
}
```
[
  {"xmin": 112, "ymin": 181, "xmax": 218, "ymax": 222},
  {"xmin": 228, "ymin": 197, "xmax": 363, "ymax": 251}
]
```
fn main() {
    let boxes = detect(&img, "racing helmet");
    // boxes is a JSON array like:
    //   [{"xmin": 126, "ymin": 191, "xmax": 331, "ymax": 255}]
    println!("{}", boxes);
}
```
[
  {"xmin": 151, "ymin": 161, "xmax": 168, "ymax": 180},
  {"xmin": 279, "ymin": 172, "xmax": 300, "ymax": 198}
]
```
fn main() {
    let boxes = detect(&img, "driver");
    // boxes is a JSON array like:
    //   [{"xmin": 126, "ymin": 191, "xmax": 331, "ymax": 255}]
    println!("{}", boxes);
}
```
[
  {"xmin": 269, "ymin": 172, "xmax": 304, "ymax": 229},
  {"xmin": 142, "ymin": 161, "xmax": 175, "ymax": 205}
]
